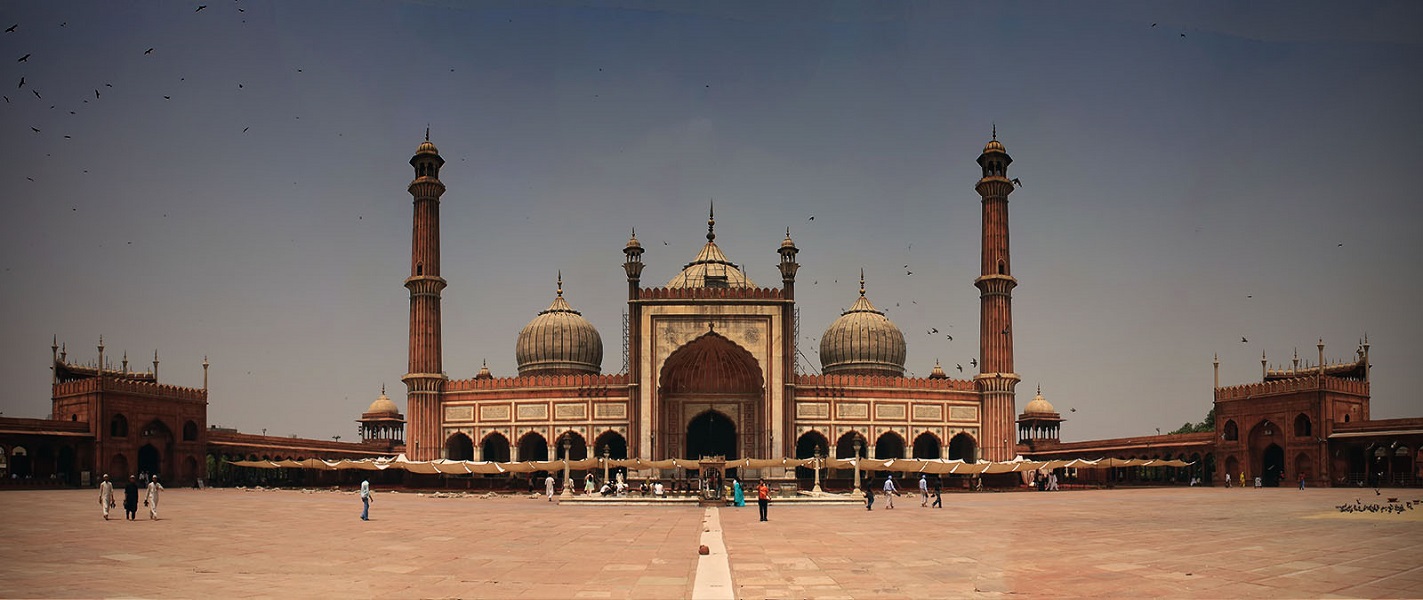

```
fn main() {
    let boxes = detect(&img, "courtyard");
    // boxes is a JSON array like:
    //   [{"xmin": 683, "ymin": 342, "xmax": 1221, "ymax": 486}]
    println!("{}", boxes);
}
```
[{"xmin": 0, "ymin": 485, "xmax": 1419, "ymax": 599}]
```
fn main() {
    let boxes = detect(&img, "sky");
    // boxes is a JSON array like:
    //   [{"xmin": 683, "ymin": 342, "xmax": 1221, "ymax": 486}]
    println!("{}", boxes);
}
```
[{"xmin": 1, "ymin": 1, "xmax": 1420, "ymax": 444}]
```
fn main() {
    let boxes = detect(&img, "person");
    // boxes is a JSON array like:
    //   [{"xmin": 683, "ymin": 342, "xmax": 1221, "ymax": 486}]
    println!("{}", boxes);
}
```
[
  {"xmin": 545, "ymin": 474, "xmax": 556, "ymax": 502},
  {"xmin": 654, "ymin": 480, "xmax": 665, "ymax": 498},
  {"xmin": 639, "ymin": 481, "xmax": 650, "ymax": 496},
  {"xmin": 1254, "ymin": 475, "xmax": 1262, "ymax": 489},
  {"xmin": 1225, "ymin": 472, "xmax": 1232, "ymax": 488},
  {"xmin": 584, "ymin": 473, "xmax": 596, "ymax": 495},
  {"xmin": 99, "ymin": 474, "xmax": 115, "ymax": 520},
  {"xmin": 932, "ymin": 476, "xmax": 943, "ymax": 508},
  {"xmin": 864, "ymin": 480, "xmax": 875, "ymax": 510},
  {"xmin": 919, "ymin": 474, "xmax": 930, "ymax": 507},
  {"xmin": 1048, "ymin": 472, "xmax": 1059, "ymax": 492},
  {"xmin": 359, "ymin": 479, "xmax": 373, "ymax": 521},
  {"xmin": 756, "ymin": 479, "xmax": 770, "ymax": 522},
  {"xmin": 732, "ymin": 478, "xmax": 745, "ymax": 507},
  {"xmin": 1240, "ymin": 472, "xmax": 1245, "ymax": 490},
  {"xmin": 599, "ymin": 482, "xmax": 612, "ymax": 496},
  {"xmin": 123, "ymin": 475, "xmax": 139, "ymax": 521},
  {"xmin": 145, "ymin": 475, "xmax": 164, "ymax": 520},
  {"xmin": 883, "ymin": 474, "xmax": 897, "ymax": 509},
  {"xmin": 1298, "ymin": 473, "xmax": 1306, "ymax": 490}
]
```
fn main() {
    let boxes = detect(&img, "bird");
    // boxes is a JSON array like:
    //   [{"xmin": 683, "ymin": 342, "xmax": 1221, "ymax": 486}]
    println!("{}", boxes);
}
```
[
  {"xmin": 969, "ymin": 358, "xmax": 977, "ymax": 367},
  {"xmin": 1002, "ymin": 327, "xmax": 1010, "ymax": 334},
  {"xmin": 63, "ymin": 135, "xmax": 70, "ymax": 139},
  {"xmin": 4, "ymin": 24, "xmax": 15, "ymax": 33},
  {"xmin": 1151, "ymin": 23, "xmax": 1157, "ymax": 27},
  {"xmin": 1246, "ymin": 295, "xmax": 1253, "ymax": 298},
  {"xmin": 242, "ymin": 127, "xmax": 249, "ymax": 132},
  {"xmin": 144, "ymin": 48, "xmax": 154, "ymax": 55},
  {"xmin": 1069, "ymin": 408, "xmax": 1076, "ymax": 413},
  {"xmin": 1011, "ymin": 178, "xmax": 1022, "ymax": 187},
  {"xmin": 18, "ymin": 53, "xmax": 30, "ymax": 62},
  {"xmin": 31, "ymin": 89, "xmax": 39, "ymax": 99},
  {"xmin": 945, "ymin": 334, "xmax": 953, "ymax": 341},
  {"xmin": 30, "ymin": 126, "xmax": 39, "ymax": 132},
  {"xmin": 955, "ymin": 364, "xmax": 963, "ymax": 372},
  {"xmin": 1241, "ymin": 337, "xmax": 1249, "ymax": 343},
  {"xmin": 1180, "ymin": 33, "xmax": 1186, "ymax": 37},
  {"xmin": 906, "ymin": 271, "xmax": 913, "ymax": 275},
  {"xmin": 808, "ymin": 215, "xmax": 814, "ymax": 221},
  {"xmin": 1, "ymin": 95, "xmax": 7, "ymax": 103},
  {"xmin": 17, "ymin": 76, "xmax": 24, "ymax": 88},
  {"xmin": 238, "ymin": 83, "xmax": 243, "ymax": 88},
  {"xmin": 930, "ymin": 328, "xmax": 938, "ymax": 334},
  {"xmin": 94, "ymin": 89, "xmax": 100, "ymax": 99},
  {"xmin": 196, "ymin": 5, "xmax": 207, "ymax": 12},
  {"xmin": 163, "ymin": 95, "xmax": 171, "ymax": 100},
  {"xmin": 1337, "ymin": 243, "xmax": 1343, "ymax": 247}
]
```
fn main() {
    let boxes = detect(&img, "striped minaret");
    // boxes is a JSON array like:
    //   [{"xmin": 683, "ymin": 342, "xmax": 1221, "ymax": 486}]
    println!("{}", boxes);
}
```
[
  {"xmin": 403, "ymin": 130, "xmax": 447, "ymax": 460},
  {"xmin": 973, "ymin": 128, "xmax": 1021, "ymax": 462}
]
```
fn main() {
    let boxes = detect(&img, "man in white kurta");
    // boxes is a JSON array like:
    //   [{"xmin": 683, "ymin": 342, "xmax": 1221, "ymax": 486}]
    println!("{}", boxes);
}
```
[
  {"xmin": 145, "ymin": 475, "xmax": 164, "ymax": 520},
  {"xmin": 99, "ymin": 474, "xmax": 114, "ymax": 520},
  {"xmin": 545, "ymin": 475, "xmax": 555, "ymax": 502}
]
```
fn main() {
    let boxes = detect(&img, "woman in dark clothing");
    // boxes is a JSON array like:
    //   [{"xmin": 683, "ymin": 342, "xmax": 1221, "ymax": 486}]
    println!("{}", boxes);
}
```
[
  {"xmin": 123, "ymin": 475, "xmax": 140, "ymax": 520},
  {"xmin": 864, "ymin": 479, "xmax": 875, "ymax": 510}
]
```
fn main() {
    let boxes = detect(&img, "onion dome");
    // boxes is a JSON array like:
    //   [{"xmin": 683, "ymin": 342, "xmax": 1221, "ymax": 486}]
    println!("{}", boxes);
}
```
[
  {"xmin": 415, "ymin": 127, "xmax": 439, "ymax": 156},
  {"xmin": 365, "ymin": 386, "xmax": 399, "ymax": 415},
  {"xmin": 666, "ymin": 205, "xmax": 756, "ymax": 289},
  {"xmin": 928, "ymin": 360, "xmax": 948, "ymax": 379},
  {"xmin": 1023, "ymin": 385, "xmax": 1056, "ymax": 415},
  {"xmin": 819, "ymin": 271, "xmax": 907, "ymax": 377},
  {"xmin": 516, "ymin": 273, "xmax": 603, "ymax": 376},
  {"xmin": 983, "ymin": 124, "xmax": 1005, "ymax": 154},
  {"xmin": 625, "ymin": 230, "xmax": 642, "ymax": 251},
  {"xmin": 475, "ymin": 360, "xmax": 493, "ymax": 380}
]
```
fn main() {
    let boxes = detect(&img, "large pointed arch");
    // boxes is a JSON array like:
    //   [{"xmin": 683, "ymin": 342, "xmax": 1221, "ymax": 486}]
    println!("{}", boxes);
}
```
[{"xmin": 656, "ymin": 331, "xmax": 765, "ymax": 460}]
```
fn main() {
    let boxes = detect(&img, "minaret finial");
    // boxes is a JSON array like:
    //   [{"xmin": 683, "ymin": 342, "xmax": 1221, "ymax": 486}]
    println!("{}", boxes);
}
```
[
  {"xmin": 1037, "ymin": 383, "xmax": 1041, "ymax": 395},
  {"xmin": 381, "ymin": 382, "xmax": 386, "ymax": 395},
  {"xmin": 425, "ymin": 125, "xmax": 429, "ymax": 141},
  {"xmin": 992, "ymin": 122, "xmax": 997, "ymax": 140},
  {"xmin": 556, "ymin": 270, "xmax": 563, "ymax": 297},
  {"xmin": 707, "ymin": 200, "xmax": 716, "ymax": 242},
  {"xmin": 859, "ymin": 268, "xmax": 866, "ymax": 296}
]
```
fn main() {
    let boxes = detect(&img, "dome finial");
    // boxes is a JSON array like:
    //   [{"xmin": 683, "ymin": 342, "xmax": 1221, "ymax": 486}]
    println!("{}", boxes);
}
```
[
  {"xmin": 1037, "ymin": 383, "xmax": 1042, "ymax": 395},
  {"xmin": 556, "ymin": 270, "xmax": 563, "ymax": 297},
  {"xmin": 381, "ymin": 382, "xmax": 386, "ymax": 395},
  {"xmin": 707, "ymin": 200, "xmax": 716, "ymax": 242},
  {"xmin": 425, "ymin": 125, "xmax": 429, "ymax": 142},
  {"xmin": 859, "ymin": 268, "xmax": 866, "ymax": 297},
  {"xmin": 992, "ymin": 122, "xmax": 997, "ymax": 140}
]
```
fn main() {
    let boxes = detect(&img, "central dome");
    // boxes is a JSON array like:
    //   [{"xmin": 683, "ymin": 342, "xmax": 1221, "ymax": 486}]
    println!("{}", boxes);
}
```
[
  {"xmin": 516, "ymin": 276, "xmax": 603, "ymax": 376},
  {"xmin": 819, "ymin": 273, "xmax": 906, "ymax": 377},
  {"xmin": 666, "ymin": 206, "xmax": 755, "ymax": 289}
]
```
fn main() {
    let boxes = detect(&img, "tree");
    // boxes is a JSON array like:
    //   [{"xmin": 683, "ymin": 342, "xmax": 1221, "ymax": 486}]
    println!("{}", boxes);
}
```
[{"xmin": 1169, "ymin": 406, "xmax": 1215, "ymax": 434}]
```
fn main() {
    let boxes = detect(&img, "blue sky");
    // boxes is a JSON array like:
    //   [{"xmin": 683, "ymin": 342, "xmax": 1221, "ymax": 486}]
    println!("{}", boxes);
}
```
[{"xmin": 1, "ymin": 1, "xmax": 1419, "ymax": 443}]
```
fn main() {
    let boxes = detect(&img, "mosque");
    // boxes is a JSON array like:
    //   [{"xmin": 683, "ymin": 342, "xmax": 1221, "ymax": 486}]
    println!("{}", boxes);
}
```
[{"xmin": 402, "ymin": 132, "xmax": 1024, "ymax": 474}]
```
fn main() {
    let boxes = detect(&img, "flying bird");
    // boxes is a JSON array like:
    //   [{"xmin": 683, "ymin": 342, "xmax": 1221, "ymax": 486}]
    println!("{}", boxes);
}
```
[
  {"xmin": 808, "ymin": 215, "xmax": 814, "ymax": 221},
  {"xmin": 145, "ymin": 48, "xmax": 154, "ymax": 55},
  {"xmin": 18, "ymin": 53, "xmax": 30, "ymax": 62},
  {"xmin": 94, "ymin": 89, "xmax": 100, "ymax": 99},
  {"xmin": 1070, "ymin": 407, "xmax": 1076, "ymax": 412},
  {"xmin": 163, "ymin": 95, "xmax": 171, "ymax": 100},
  {"xmin": 930, "ymin": 328, "xmax": 938, "ymax": 334},
  {"xmin": 1337, "ymin": 243, "xmax": 1343, "ymax": 247},
  {"xmin": 242, "ymin": 127, "xmax": 249, "ymax": 132},
  {"xmin": 1011, "ymin": 178, "xmax": 1022, "ymax": 187},
  {"xmin": 30, "ymin": 126, "xmax": 39, "ymax": 132},
  {"xmin": 18, "ymin": 76, "xmax": 24, "ymax": 88},
  {"xmin": 956, "ymin": 364, "xmax": 963, "ymax": 372},
  {"xmin": 238, "ymin": 83, "xmax": 243, "ymax": 88},
  {"xmin": 1241, "ymin": 337, "xmax": 1249, "ymax": 343},
  {"xmin": 970, "ymin": 358, "xmax": 977, "ymax": 367},
  {"xmin": 196, "ymin": 5, "xmax": 207, "ymax": 12},
  {"xmin": 31, "ymin": 89, "xmax": 39, "ymax": 99},
  {"xmin": 4, "ymin": 24, "xmax": 16, "ymax": 33},
  {"xmin": 945, "ymin": 334, "xmax": 952, "ymax": 341},
  {"xmin": 1151, "ymin": 23, "xmax": 1157, "ymax": 27},
  {"xmin": 2, "ymin": 96, "xmax": 7, "ymax": 103},
  {"xmin": 1180, "ymin": 33, "xmax": 1186, "ymax": 37}
]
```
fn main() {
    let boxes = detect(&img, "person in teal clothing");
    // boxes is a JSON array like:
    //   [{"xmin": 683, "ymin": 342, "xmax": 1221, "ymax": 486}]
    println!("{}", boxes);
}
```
[{"xmin": 732, "ymin": 478, "xmax": 745, "ymax": 507}]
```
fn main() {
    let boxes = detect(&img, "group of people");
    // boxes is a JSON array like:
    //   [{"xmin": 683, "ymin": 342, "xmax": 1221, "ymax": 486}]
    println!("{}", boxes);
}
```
[
  {"xmin": 97, "ymin": 473, "xmax": 164, "ymax": 521},
  {"xmin": 1033, "ymin": 471, "xmax": 1060, "ymax": 491},
  {"xmin": 865, "ymin": 474, "xmax": 943, "ymax": 510}
]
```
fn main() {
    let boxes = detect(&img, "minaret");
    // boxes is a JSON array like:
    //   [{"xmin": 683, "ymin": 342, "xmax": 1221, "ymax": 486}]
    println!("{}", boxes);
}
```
[
  {"xmin": 973, "ymin": 128, "xmax": 1021, "ymax": 462},
  {"xmin": 623, "ymin": 229, "xmax": 645, "ymax": 457},
  {"xmin": 402, "ymin": 130, "xmax": 448, "ymax": 460}
]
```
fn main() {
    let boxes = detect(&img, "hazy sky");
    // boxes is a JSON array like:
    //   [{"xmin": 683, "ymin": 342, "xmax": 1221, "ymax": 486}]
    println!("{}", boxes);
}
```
[{"xmin": 2, "ymin": 1, "xmax": 1419, "ymax": 444}]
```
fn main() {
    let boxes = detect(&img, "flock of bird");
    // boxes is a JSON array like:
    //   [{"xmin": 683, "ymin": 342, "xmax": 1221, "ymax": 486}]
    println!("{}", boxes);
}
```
[{"xmin": 1335, "ymin": 498, "xmax": 1419, "ymax": 515}]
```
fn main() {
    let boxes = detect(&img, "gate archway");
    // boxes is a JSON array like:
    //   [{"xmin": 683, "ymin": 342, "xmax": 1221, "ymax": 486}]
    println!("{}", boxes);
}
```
[
  {"xmin": 948, "ymin": 432, "xmax": 977, "ymax": 463},
  {"xmin": 137, "ymin": 444, "xmax": 161, "ymax": 478},
  {"xmin": 687, "ymin": 411, "xmax": 738, "ymax": 460},
  {"xmin": 657, "ymin": 331, "xmax": 764, "ymax": 460}
]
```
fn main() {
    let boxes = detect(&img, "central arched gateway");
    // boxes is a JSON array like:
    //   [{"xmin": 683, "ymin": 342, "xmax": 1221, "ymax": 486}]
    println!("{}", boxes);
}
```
[{"xmin": 657, "ymin": 331, "xmax": 765, "ymax": 459}]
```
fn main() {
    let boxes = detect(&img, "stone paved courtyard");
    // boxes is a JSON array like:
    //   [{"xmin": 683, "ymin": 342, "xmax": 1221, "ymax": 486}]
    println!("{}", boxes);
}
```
[{"xmin": 0, "ymin": 485, "xmax": 1420, "ymax": 598}]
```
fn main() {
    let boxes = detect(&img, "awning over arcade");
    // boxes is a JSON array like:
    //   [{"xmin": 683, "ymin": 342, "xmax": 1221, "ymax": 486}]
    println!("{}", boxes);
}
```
[{"xmin": 227, "ymin": 455, "xmax": 1190, "ymax": 473}]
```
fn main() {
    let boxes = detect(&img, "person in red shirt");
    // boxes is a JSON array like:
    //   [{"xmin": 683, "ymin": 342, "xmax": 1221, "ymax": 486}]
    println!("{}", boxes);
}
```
[{"xmin": 756, "ymin": 479, "xmax": 770, "ymax": 522}]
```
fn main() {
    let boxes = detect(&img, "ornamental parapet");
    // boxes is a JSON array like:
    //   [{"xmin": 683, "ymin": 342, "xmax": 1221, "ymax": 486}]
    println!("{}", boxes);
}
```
[
  {"xmin": 638, "ymin": 287, "xmax": 784, "ymax": 301},
  {"xmin": 446, "ymin": 372, "xmax": 629, "ymax": 392},
  {"xmin": 794, "ymin": 373, "xmax": 976, "ymax": 391},
  {"xmin": 1214, "ymin": 375, "xmax": 1369, "ymax": 402},
  {"xmin": 54, "ymin": 376, "xmax": 206, "ymax": 402}
]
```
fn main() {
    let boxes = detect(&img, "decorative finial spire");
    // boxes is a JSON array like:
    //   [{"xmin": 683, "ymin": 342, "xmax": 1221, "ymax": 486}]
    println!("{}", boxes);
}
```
[
  {"xmin": 707, "ymin": 200, "xmax": 716, "ymax": 242},
  {"xmin": 992, "ymin": 122, "xmax": 997, "ymax": 140},
  {"xmin": 859, "ymin": 268, "xmax": 866, "ymax": 296},
  {"xmin": 381, "ymin": 383, "xmax": 386, "ymax": 395},
  {"xmin": 1037, "ymin": 383, "xmax": 1042, "ymax": 395},
  {"xmin": 425, "ymin": 125, "xmax": 429, "ymax": 142},
  {"xmin": 556, "ymin": 271, "xmax": 563, "ymax": 297}
]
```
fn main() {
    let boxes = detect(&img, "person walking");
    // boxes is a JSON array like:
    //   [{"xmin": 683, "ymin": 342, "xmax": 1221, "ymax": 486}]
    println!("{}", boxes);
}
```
[
  {"xmin": 883, "ymin": 474, "xmax": 897, "ymax": 509},
  {"xmin": 864, "ymin": 480, "xmax": 875, "ymax": 510},
  {"xmin": 1224, "ymin": 472, "xmax": 1232, "ymax": 488},
  {"xmin": 584, "ymin": 472, "xmax": 596, "ymax": 495},
  {"xmin": 122, "ymin": 475, "xmax": 139, "ymax": 521},
  {"xmin": 919, "ymin": 474, "xmax": 930, "ymax": 507},
  {"xmin": 1298, "ymin": 473, "xmax": 1306, "ymax": 490},
  {"xmin": 756, "ymin": 479, "xmax": 770, "ymax": 522},
  {"xmin": 545, "ymin": 474, "xmax": 556, "ymax": 502},
  {"xmin": 932, "ymin": 476, "xmax": 943, "ymax": 508},
  {"xmin": 99, "ymin": 474, "xmax": 115, "ymax": 520},
  {"xmin": 732, "ymin": 478, "xmax": 745, "ymax": 507},
  {"xmin": 359, "ymin": 479, "xmax": 373, "ymax": 521},
  {"xmin": 144, "ymin": 475, "xmax": 164, "ymax": 520}
]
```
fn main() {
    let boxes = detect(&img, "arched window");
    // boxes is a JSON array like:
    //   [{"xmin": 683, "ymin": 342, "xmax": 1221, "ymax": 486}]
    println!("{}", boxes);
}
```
[
  {"xmin": 1223, "ymin": 419, "xmax": 1238, "ymax": 441},
  {"xmin": 109, "ymin": 414, "xmax": 128, "ymax": 438},
  {"xmin": 183, "ymin": 420, "xmax": 199, "ymax": 441},
  {"xmin": 1293, "ymin": 414, "xmax": 1312, "ymax": 438}
]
